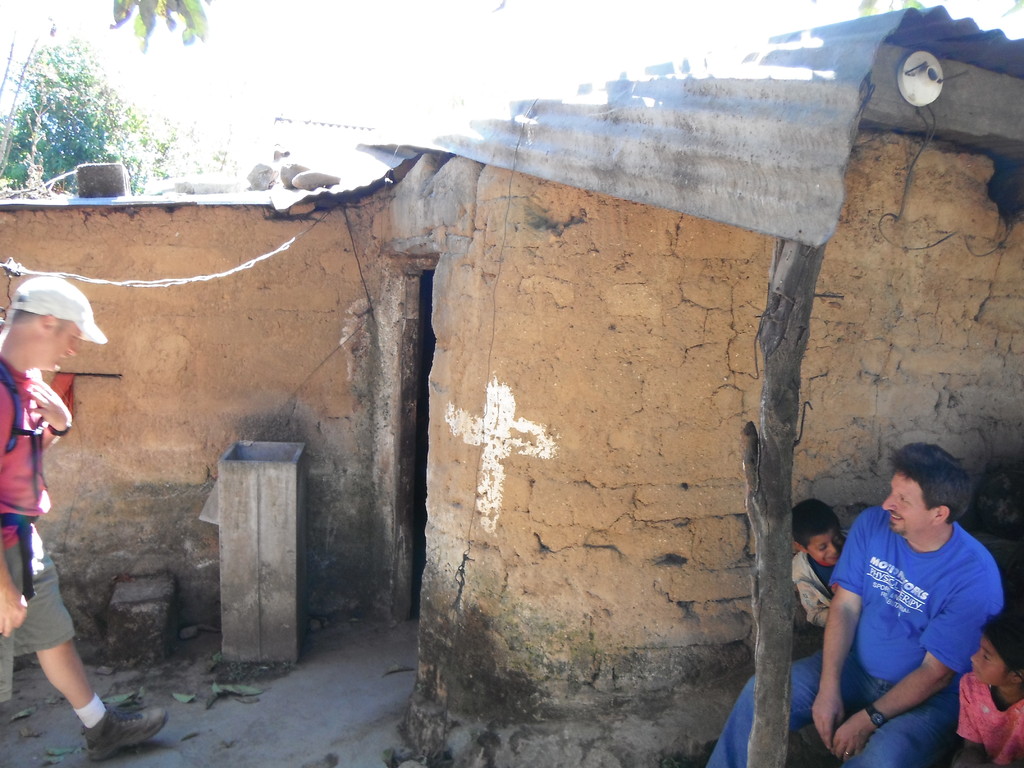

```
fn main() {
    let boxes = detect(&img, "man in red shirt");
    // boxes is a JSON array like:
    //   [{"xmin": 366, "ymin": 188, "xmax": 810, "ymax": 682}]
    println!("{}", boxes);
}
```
[{"xmin": 0, "ymin": 276, "xmax": 167, "ymax": 761}]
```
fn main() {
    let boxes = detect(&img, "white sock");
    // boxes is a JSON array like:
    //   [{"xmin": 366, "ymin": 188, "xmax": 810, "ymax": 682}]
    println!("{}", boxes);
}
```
[{"xmin": 74, "ymin": 694, "xmax": 106, "ymax": 729}]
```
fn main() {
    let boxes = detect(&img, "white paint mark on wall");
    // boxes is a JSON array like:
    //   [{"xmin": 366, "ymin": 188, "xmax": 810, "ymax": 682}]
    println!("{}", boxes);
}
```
[{"xmin": 446, "ymin": 378, "xmax": 558, "ymax": 533}]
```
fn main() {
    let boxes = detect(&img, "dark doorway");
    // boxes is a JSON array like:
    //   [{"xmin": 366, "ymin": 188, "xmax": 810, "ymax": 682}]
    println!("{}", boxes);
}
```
[{"xmin": 411, "ymin": 270, "xmax": 434, "ymax": 617}]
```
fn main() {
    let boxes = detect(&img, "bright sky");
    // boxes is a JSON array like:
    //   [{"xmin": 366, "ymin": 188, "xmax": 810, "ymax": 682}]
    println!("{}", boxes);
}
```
[{"xmin": 3, "ymin": 0, "xmax": 1023, "ymax": 169}]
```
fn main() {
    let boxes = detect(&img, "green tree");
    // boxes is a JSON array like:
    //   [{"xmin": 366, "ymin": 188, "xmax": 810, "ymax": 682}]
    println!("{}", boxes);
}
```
[
  {"xmin": 1, "ymin": 38, "xmax": 37, "ymax": 183},
  {"xmin": 2, "ymin": 39, "xmax": 176, "ymax": 195}
]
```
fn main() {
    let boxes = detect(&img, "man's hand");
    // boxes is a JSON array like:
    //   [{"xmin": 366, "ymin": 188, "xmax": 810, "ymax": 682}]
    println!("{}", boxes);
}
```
[
  {"xmin": 0, "ymin": 581, "xmax": 27, "ymax": 638},
  {"xmin": 829, "ymin": 709, "xmax": 876, "ymax": 760},
  {"xmin": 814, "ymin": 586, "xmax": 862, "ymax": 751},
  {"xmin": 812, "ymin": 687, "xmax": 844, "ymax": 751},
  {"xmin": 827, "ymin": 652, "xmax": 954, "ymax": 761},
  {"xmin": 27, "ymin": 379, "xmax": 71, "ymax": 433}
]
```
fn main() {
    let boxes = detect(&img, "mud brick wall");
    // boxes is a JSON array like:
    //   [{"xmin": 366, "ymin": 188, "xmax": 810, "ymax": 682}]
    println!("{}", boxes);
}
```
[
  {"xmin": 796, "ymin": 133, "xmax": 1024, "ymax": 505},
  {"xmin": 404, "ymin": 133, "xmax": 1024, "ymax": 761},
  {"xmin": 411, "ymin": 158, "xmax": 768, "ymax": 741},
  {"xmin": 0, "ymin": 204, "xmax": 385, "ymax": 633},
  {"xmin": 0, "ymin": 128, "xmax": 1020, "ymax": 765}
]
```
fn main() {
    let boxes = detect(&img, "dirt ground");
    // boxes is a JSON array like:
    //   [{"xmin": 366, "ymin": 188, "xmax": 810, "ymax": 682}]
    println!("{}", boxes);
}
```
[
  {"xmin": 0, "ymin": 615, "xmax": 954, "ymax": 768},
  {"xmin": 0, "ymin": 619, "xmax": 419, "ymax": 768}
]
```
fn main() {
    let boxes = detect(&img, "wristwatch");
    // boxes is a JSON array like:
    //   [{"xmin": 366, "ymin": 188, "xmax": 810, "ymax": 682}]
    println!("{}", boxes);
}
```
[{"xmin": 865, "ymin": 703, "xmax": 888, "ymax": 727}]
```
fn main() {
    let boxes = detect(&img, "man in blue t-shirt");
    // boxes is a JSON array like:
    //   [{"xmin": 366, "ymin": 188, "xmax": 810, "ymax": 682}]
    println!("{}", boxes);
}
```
[{"xmin": 707, "ymin": 443, "xmax": 1003, "ymax": 768}]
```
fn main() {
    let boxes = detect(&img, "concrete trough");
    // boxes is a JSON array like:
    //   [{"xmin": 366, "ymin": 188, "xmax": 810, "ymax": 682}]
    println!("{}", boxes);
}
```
[{"xmin": 217, "ymin": 441, "xmax": 308, "ymax": 663}]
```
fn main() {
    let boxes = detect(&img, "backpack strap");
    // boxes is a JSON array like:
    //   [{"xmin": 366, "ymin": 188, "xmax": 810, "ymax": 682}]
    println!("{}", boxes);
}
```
[
  {"xmin": 0, "ymin": 359, "xmax": 47, "ymax": 519},
  {"xmin": 0, "ymin": 359, "xmax": 43, "ymax": 453},
  {"xmin": 0, "ymin": 360, "xmax": 45, "ymax": 600}
]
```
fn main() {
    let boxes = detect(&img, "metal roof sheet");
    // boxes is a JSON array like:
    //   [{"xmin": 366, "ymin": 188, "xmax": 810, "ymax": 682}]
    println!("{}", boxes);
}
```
[
  {"xmin": 421, "ymin": 6, "xmax": 1024, "ymax": 246},
  {"xmin": 7, "ymin": 7, "xmax": 1023, "ymax": 235}
]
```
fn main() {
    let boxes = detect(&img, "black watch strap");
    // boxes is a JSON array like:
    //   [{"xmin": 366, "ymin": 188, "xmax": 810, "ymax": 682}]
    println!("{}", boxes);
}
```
[{"xmin": 865, "ymin": 703, "xmax": 888, "ymax": 727}]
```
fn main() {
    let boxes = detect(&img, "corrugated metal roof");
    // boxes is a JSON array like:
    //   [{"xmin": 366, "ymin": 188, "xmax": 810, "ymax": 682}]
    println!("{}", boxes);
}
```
[
  {"xmin": 877, "ymin": 11, "xmax": 1024, "ymax": 77},
  {"xmin": 8, "ymin": 7, "xmax": 1022, "ymax": 233},
  {"xmin": 419, "ymin": 6, "xmax": 1024, "ymax": 246}
]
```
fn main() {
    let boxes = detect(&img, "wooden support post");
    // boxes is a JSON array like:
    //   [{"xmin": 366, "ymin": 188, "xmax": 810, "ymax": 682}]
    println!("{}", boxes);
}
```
[{"xmin": 743, "ymin": 238, "xmax": 826, "ymax": 768}]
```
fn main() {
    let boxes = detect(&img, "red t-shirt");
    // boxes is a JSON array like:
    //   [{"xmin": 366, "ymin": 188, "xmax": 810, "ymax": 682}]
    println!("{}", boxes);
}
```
[
  {"xmin": 0, "ymin": 361, "xmax": 51, "ymax": 550},
  {"xmin": 959, "ymin": 671, "xmax": 1024, "ymax": 765}
]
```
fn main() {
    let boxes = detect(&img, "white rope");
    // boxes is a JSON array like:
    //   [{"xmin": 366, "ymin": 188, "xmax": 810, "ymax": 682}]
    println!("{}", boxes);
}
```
[{"xmin": 1, "ymin": 213, "xmax": 325, "ymax": 288}]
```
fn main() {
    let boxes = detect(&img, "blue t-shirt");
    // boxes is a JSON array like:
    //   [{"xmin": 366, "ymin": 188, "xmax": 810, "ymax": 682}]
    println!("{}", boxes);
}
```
[{"xmin": 833, "ymin": 506, "xmax": 1003, "ymax": 684}]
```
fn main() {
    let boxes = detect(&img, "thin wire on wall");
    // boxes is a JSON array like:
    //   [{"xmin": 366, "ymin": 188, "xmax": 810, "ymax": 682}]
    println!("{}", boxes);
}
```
[
  {"xmin": 1, "ymin": 212, "xmax": 329, "ymax": 289},
  {"xmin": 2, "ymin": 207, "xmax": 371, "ymax": 426},
  {"xmin": 876, "ymin": 106, "xmax": 950, "ymax": 250},
  {"xmin": 452, "ymin": 99, "xmax": 540, "ymax": 614},
  {"xmin": 874, "ymin": 105, "xmax": 1012, "ymax": 254},
  {"xmin": 286, "ymin": 210, "xmax": 375, "ymax": 403}
]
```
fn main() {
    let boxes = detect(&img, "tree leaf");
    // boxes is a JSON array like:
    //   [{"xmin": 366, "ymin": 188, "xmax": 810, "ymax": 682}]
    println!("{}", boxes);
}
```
[
  {"xmin": 10, "ymin": 706, "xmax": 36, "ymax": 721},
  {"xmin": 173, "ymin": 692, "xmax": 196, "ymax": 703},
  {"xmin": 133, "ymin": 14, "xmax": 149, "ymax": 51},
  {"xmin": 180, "ymin": 0, "xmax": 210, "ymax": 41},
  {"xmin": 218, "ymin": 684, "xmax": 264, "ymax": 696},
  {"xmin": 112, "ymin": 0, "xmax": 134, "ymax": 25}
]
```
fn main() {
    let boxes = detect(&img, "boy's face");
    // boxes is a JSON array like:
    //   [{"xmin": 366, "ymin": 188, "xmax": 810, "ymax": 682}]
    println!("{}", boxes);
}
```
[
  {"xmin": 971, "ymin": 635, "xmax": 1021, "ymax": 688},
  {"xmin": 795, "ymin": 529, "xmax": 843, "ymax": 567}
]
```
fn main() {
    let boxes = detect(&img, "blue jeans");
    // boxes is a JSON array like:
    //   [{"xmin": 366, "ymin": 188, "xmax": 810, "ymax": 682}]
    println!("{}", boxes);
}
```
[{"xmin": 705, "ymin": 652, "xmax": 959, "ymax": 768}]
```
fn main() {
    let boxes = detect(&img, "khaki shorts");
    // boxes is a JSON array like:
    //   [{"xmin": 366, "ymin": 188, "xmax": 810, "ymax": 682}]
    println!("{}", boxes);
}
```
[{"xmin": 0, "ymin": 527, "xmax": 76, "ymax": 702}]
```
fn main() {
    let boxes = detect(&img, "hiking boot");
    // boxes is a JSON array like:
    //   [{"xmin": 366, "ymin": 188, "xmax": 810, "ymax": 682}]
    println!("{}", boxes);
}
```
[{"xmin": 84, "ymin": 705, "xmax": 168, "ymax": 761}]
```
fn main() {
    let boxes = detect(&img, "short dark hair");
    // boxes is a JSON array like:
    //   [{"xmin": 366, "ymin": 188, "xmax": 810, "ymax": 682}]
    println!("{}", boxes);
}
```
[
  {"xmin": 984, "ymin": 612, "xmax": 1024, "ymax": 674},
  {"xmin": 792, "ymin": 498, "xmax": 840, "ymax": 546},
  {"xmin": 888, "ymin": 444, "xmax": 966, "ymax": 524},
  {"xmin": 890, "ymin": 443, "xmax": 971, "ymax": 522}
]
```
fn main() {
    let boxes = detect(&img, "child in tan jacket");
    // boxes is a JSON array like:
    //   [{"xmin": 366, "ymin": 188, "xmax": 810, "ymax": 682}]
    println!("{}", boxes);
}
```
[{"xmin": 791, "ymin": 498, "xmax": 844, "ymax": 628}]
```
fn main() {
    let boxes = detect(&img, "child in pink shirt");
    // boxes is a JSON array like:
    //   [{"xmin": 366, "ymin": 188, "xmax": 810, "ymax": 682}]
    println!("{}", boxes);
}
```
[{"xmin": 955, "ymin": 612, "xmax": 1024, "ymax": 767}]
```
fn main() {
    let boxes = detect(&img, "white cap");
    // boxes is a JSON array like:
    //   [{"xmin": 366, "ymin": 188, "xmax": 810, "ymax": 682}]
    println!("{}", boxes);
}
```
[{"xmin": 10, "ymin": 276, "xmax": 108, "ymax": 344}]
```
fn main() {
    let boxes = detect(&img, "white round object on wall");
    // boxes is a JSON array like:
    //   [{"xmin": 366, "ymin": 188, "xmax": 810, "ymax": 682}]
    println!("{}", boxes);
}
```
[{"xmin": 897, "ymin": 51, "xmax": 944, "ymax": 107}]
